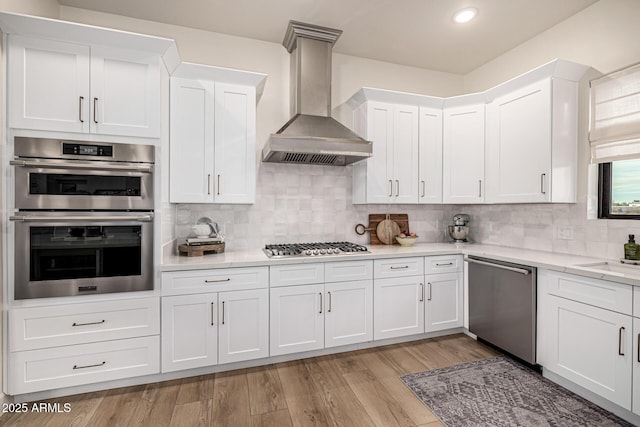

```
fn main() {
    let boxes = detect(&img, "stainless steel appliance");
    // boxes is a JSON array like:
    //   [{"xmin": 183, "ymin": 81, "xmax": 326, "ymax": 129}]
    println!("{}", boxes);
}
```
[
  {"xmin": 12, "ymin": 137, "xmax": 153, "ymax": 211},
  {"xmin": 262, "ymin": 21, "xmax": 373, "ymax": 166},
  {"xmin": 448, "ymin": 213, "xmax": 470, "ymax": 243},
  {"xmin": 11, "ymin": 137, "xmax": 155, "ymax": 299},
  {"xmin": 466, "ymin": 256, "xmax": 537, "ymax": 365},
  {"xmin": 264, "ymin": 242, "xmax": 369, "ymax": 258}
]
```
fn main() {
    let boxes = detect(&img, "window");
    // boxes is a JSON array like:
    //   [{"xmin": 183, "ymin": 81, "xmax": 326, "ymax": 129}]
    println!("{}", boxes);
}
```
[{"xmin": 598, "ymin": 158, "xmax": 640, "ymax": 219}]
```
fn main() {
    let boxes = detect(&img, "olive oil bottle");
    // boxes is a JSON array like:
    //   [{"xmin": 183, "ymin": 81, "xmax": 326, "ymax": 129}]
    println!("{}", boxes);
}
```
[{"xmin": 624, "ymin": 234, "xmax": 639, "ymax": 260}]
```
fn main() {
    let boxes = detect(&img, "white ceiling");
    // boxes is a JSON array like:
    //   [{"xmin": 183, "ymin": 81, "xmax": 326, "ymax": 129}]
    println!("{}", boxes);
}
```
[{"xmin": 56, "ymin": 0, "xmax": 599, "ymax": 74}]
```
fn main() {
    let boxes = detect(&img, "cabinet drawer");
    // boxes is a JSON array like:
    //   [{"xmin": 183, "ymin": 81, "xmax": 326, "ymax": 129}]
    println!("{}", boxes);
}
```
[
  {"xmin": 10, "ymin": 298, "xmax": 159, "ymax": 352},
  {"xmin": 9, "ymin": 336, "xmax": 159, "ymax": 395},
  {"xmin": 424, "ymin": 255, "xmax": 463, "ymax": 274},
  {"xmin": 545, "ymin": 271, "xmax": 633, "ymax": 315},
  {"xmin": 270, "ymin": 264, "xmax": 324, "ymax": 287},
  {"xmin": 325, "ymin": 260, "xmax": 373, "ymax": 283},
  {"xmin": 162, "ymin": 267, "xmax": 268, "ymax": 295},
  {"xmin": 374, "ymin": 257, "xmax": 424, "ymax": 279}
]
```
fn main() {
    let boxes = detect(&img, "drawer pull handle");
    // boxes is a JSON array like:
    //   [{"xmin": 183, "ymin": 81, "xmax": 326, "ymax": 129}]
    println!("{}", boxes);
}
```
[
  {"xmin": 205, "ymin": 278, "xmax": 231, "ymax": 283},
  {"xmin": 319, "ymin": 292, "xmax": 323, "ymax": 314},
  {"xmin": 419, "ymin": 283, "xmax": 424, "ymax": 302},
  {"xmin": 72, "ymin": 320, "xmax": 105, "ymax": 327},
  {"xmin": 73, "ymin": 361, "xmax": 106, "ymax": 370},
  {"xmin": 541, "ymin": 173, "xmax": 546, "ymax": 194},
  {"xmin": 619, "ymin": 326, "xmax": 625, "ymax": 356},
  {"xmin": 637, "ymin": 333, "xmax": 640, "ymax": 363},
  {"xmin": 390, "ymin": 266, "xmax": 409, "ymax": 270},
  {"xmin": 396, "ymin": 180, "xmax": 400, "ymax": 197},
  {"xmin": 79, "ymin": 96, "xmax": 84, "ymax": 122},
  {"xmin": 435, "ymin": 262, "xmax": 453, "ymax": 267},
  {"xmin": 211, "ymin": 302, "xmax": 214, "ymax": 326},
  {"xmin": 93, "ymin": 97, "xmax": 98, "ymax": 123},
  {"xmin": 428, "ymin": 282, "xmax": 432, "ymax": 301},
  {"xmin": 388, "ymin": 180, "xmax": 393, "ymax": 197},
  {"xmin": 327, "ymin": 291, "xmax": 332, "ymax": 313},
  {"xmin": 222, "ymin": 301, "xmax": 225, "ymax": 325}
]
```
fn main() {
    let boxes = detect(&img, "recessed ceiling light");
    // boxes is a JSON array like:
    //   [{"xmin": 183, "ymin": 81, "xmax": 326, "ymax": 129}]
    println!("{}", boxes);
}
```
[{"xmin": 453, "ymin": 7, "xmax": 478, "ymax": 24}]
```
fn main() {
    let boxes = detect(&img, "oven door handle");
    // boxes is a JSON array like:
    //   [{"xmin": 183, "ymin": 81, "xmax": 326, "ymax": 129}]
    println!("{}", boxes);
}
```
[
  {"xmin": 10, "ymin": 214, "xmax": 154, "ymax": 222},
  {"xmin": 10, "ymin": 159, "xmax": 152, "ymax": 173}
]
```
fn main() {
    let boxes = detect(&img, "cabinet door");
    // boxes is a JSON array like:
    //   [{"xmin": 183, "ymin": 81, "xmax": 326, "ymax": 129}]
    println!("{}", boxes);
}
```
[
  {"xmin": 634, "ymin": 318, "xmax": 640, "ymax": 416},
  {"xmin": 374, "ymin": 276, "xmax": 425, "ymax": 340},
  {"xmin": 418, "ymin": 107, "xmax": 443, "ymax": 204},
  {"xmin": 443, "ymin": 104, "xmax": 485, "ymax": 204},
  {"xmin": 546, "ymin": 295, "xmax": 632, "ymax": 410},
  {"xmin": 218, "ymin": 289, "xmax": 269, "ymax": 364},
  {"xmin": 425, "ymin": 272, "xmax": 463, "ymax": 333},
  {"xmin": 270, "ymin": 284, "xmax": 324, "ymax": 356},
  {"xmin": 486, "ymin": 80, "xmax": 551, "ymax": 203},
  {"xmin": 90, "ymin": 46, "xmax": 161, "ymax": 138},
  {"xmin": 365, "ymin": 102, "xmax": 394, "ymax": 204},
  {"xmin": 161, "ymin": 293, "xmax": 218, "ymax": 372},
  {"xmin": 391, "ymin": 105, "xmax": 419, "ymax": 203},
  {"xmin": 325, "ymin": 280, "xmax": 373, "ymax": 348},
  {"xmin": 8, "ymin": 35, "xmax": 90, "ymax": 133},
  {"xmin": 169, "ymin": 77, "xmax": 215, "ymax": 203},
  {"xmin": 214, "ymin": 83, "xmax": 257, "ymax": 204}
]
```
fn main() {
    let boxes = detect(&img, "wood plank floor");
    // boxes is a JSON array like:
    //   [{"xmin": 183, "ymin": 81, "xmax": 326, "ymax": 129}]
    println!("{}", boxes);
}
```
[{"xmin": 0, "ymin": 334, "xmax": 497, "ymax": 427}]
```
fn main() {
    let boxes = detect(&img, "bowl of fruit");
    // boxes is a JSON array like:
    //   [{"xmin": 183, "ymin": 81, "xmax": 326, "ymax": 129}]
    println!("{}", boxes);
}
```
[{"xmin": 395, "ymin": 230, "xmax": 418, "ymax": 247}]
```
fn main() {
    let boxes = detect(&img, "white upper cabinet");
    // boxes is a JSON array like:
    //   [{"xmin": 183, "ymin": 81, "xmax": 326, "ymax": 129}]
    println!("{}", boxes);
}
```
[
  {"xmin": 418, "ymin": 107, "xmax": 443, "ymax": 204},
  {"xmin": 352, "ymin": 100, "xmax": 419, "ymax": 204},
  {"xmin": 486, "ymin": 78, "xmax": 580, "ymax": 203},
  {"xmin": 442, "ymin": 103, "xmax": 485, "ymax": 204},
  {"xmin": 8, "ymin": 35, "xmax": 162, "ymax": 138},
  {"xmin": 169, "ymin": 64, "xmax": 266, "ymax": 204}
]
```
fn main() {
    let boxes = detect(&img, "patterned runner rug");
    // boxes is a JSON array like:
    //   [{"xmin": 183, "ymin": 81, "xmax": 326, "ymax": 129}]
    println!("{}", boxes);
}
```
[{"xmin": 401, "ymin": 356, "xmax": 633, "ymax": 426}]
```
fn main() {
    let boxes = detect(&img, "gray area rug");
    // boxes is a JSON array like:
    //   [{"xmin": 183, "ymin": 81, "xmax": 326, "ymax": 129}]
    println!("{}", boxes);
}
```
[{"xmin": 401, "ymin": 356, "xmax": 633, "ymax": 426}]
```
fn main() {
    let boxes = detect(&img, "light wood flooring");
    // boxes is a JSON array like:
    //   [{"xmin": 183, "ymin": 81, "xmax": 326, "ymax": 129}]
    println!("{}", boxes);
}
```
[{"xmin": 0, "ymin": 334, "xmax": 497, "ymax": 427}]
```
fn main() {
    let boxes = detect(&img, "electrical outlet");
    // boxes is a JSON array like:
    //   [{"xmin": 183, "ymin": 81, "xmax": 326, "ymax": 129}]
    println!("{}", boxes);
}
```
[{"xmin": 558, "ymin": 226, "xmax": 574, "ymax": 240}]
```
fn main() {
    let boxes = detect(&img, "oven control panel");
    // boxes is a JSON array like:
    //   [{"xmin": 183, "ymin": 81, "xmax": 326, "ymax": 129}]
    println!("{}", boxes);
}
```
[{"xmin": 62, "ymin": 143, "xmax": 113, "ymax": 157}]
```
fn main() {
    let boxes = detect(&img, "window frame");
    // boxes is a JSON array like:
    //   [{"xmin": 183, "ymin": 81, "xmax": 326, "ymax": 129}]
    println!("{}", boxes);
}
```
[{"xmin": 598, "ymin": 162, "xmax": 640, "ymax": 219}]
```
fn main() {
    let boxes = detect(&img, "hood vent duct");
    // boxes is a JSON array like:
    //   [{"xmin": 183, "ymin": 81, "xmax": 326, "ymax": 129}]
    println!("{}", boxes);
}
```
[{"xmin": 262, "ymin": 21, "xmax": 372, "ymax": 166}]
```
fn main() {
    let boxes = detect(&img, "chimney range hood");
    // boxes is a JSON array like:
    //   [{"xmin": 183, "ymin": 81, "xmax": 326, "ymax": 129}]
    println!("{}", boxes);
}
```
[{"xmin": 262, "ymin": 21, "xmax": 372, "ymax": 166}]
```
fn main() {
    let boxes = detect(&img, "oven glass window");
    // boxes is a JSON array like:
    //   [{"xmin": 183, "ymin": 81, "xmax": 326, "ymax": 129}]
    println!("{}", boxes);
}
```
[
  {"xmin": 29, "ymin": 173, "xmax": 141, "ymax": 196},
  {"xmin": 29, "ymin": 226, "xmax": 142, "ymax": 281}
]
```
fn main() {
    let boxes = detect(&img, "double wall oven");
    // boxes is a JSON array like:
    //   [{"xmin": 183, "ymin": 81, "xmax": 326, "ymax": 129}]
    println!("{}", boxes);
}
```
[{"xmin": 10, "ymin": 137, "xmax": 155, "ymax": 299}]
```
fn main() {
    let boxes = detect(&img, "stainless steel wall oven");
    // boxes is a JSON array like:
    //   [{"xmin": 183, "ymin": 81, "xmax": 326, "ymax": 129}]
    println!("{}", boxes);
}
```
[{"xmin": 10, "ymin": 137, "xmax": 155, "ymax": 299}]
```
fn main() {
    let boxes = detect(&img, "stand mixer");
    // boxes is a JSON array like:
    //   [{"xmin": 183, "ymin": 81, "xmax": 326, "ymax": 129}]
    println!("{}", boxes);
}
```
[{"xmin": 448, "ymin": 214, "xmax": 470, "ymax": 243}]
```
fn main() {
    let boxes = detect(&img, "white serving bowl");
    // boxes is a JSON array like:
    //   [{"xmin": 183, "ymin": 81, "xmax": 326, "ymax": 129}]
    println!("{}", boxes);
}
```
[
  {"xmin": 395, "ymin": 236, "xmax": 417, "ymax": 246},
  {"xmin": 192, "ymin": 224, "xmax": 212, "ymax": 237}
]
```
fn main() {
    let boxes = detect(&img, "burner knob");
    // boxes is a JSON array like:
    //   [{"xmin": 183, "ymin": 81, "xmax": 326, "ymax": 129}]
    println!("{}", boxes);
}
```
[
  {"xmin": 333, "ymin": 248, "xmax": 341, "ymax": 254},
  {"xmin": 265, "ymin": 249, "xmax": 273, "ymax": 257},
  {"xmin": 313, "ymin": 249, "xmax": 319, "ymax": 255},
  {"xmin": 319, "ymin": 249, "xmax": 327, "ymax": 254},
  {"xmin": 305, "ymin": 250, "xmax": 312, "ymax": 256},
  {"xmin": 277, "ymin": 250, "xmax": 284, "ymax": 256}
]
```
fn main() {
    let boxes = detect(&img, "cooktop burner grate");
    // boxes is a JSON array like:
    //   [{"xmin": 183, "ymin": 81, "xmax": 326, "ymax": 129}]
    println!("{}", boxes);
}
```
[{"xmin": 263, "ymin": 241, "xmax": 370, "ymax": 258}]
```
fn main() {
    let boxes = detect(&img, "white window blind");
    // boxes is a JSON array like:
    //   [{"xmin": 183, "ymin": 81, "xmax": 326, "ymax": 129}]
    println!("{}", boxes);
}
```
[{"xmin": 590, "ymin": 62, "xmax": 640, "ymax": 162}]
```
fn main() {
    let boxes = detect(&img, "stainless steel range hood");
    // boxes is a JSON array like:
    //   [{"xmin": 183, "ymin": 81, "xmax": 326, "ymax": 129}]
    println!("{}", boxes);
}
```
[{"xmin": 262, "ymin": 21, "xmax": 372, "ymax": 166}]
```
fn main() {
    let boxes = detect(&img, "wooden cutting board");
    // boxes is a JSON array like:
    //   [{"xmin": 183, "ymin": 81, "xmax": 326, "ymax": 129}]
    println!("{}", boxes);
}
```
[{"xmin": 368, "ymin": 214, "xmax": 409, "ymax": 245}]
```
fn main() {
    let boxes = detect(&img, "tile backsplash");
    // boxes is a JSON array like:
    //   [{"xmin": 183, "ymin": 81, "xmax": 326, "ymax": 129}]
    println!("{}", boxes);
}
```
[
  {"xmin": 173, "ymin": 163, "xmax": 453, "ymax": 251},
  {"xmin": 169, "ymin": 163, "xmax": 640, "ymax": 259}
]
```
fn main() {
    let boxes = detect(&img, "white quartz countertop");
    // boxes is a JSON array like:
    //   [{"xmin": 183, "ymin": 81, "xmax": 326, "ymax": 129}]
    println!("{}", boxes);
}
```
[{"xmin": 161, "ymin": 243, "xmax": 640, "ymax": 286}]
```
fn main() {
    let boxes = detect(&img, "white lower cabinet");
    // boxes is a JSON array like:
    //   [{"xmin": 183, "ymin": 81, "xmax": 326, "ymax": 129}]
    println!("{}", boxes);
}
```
[
  {"xmin": 10, "ymin": 336, "xmax": 159, "ymax": 395},
  {"xmin": 218, "ymin": 289, "xmax": 269, "ymax": 364},
  {"xmin": 269, "ymin": 261, "xmax": 374, "ymax": 356},
  {"xmin": 270, "ymin": 283, "xmax": 325, "ymax": 356},
  {"xmin": 634, "ymin": 317, "xmax": 640, "ymax": 416},
  {"xmin": 374, "ymin": 276, "xmax": 425, "ymax": 340},
  {"xmin": 324, "ymin": 280, "xmax": 373, "ymax": 348},
  {"xmin": 161, "ymin": 293, "xmax": 218, "ymax": 372},
  {"xmin": 541, "ymin": 271, "xmax": 634, "ymax": 410},
  {"xmin": 161, "ymin": 289, "xmax": 269, "ymax": 372},
  {"xmin": 425, "ymin": 272, "xmax": 463, "ymax": 333}
]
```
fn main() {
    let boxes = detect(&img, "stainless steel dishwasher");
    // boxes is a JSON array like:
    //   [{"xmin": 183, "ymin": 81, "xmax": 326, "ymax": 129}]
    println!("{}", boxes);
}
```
[{"xmin": 466, "ymin": 256, "xmax": 537, "ymax": 364}]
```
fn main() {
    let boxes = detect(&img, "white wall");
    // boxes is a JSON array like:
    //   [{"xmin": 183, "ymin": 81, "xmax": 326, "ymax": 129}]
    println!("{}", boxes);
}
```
[{"xmin": 459, "ymin": 0, "xmax": 640, "ymax": 259}]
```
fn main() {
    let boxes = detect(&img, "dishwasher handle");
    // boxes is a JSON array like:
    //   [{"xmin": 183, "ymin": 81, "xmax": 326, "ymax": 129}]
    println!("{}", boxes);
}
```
[{"xmin": 465, "ymin": 257, "xmax": 531, "ymax": 275}]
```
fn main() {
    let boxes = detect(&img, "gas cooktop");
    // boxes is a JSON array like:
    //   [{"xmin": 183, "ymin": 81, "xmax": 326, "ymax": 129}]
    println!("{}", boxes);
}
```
[{"xmin": 263, "ymin": 241, "xmax": 370, "ymax": 258}]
